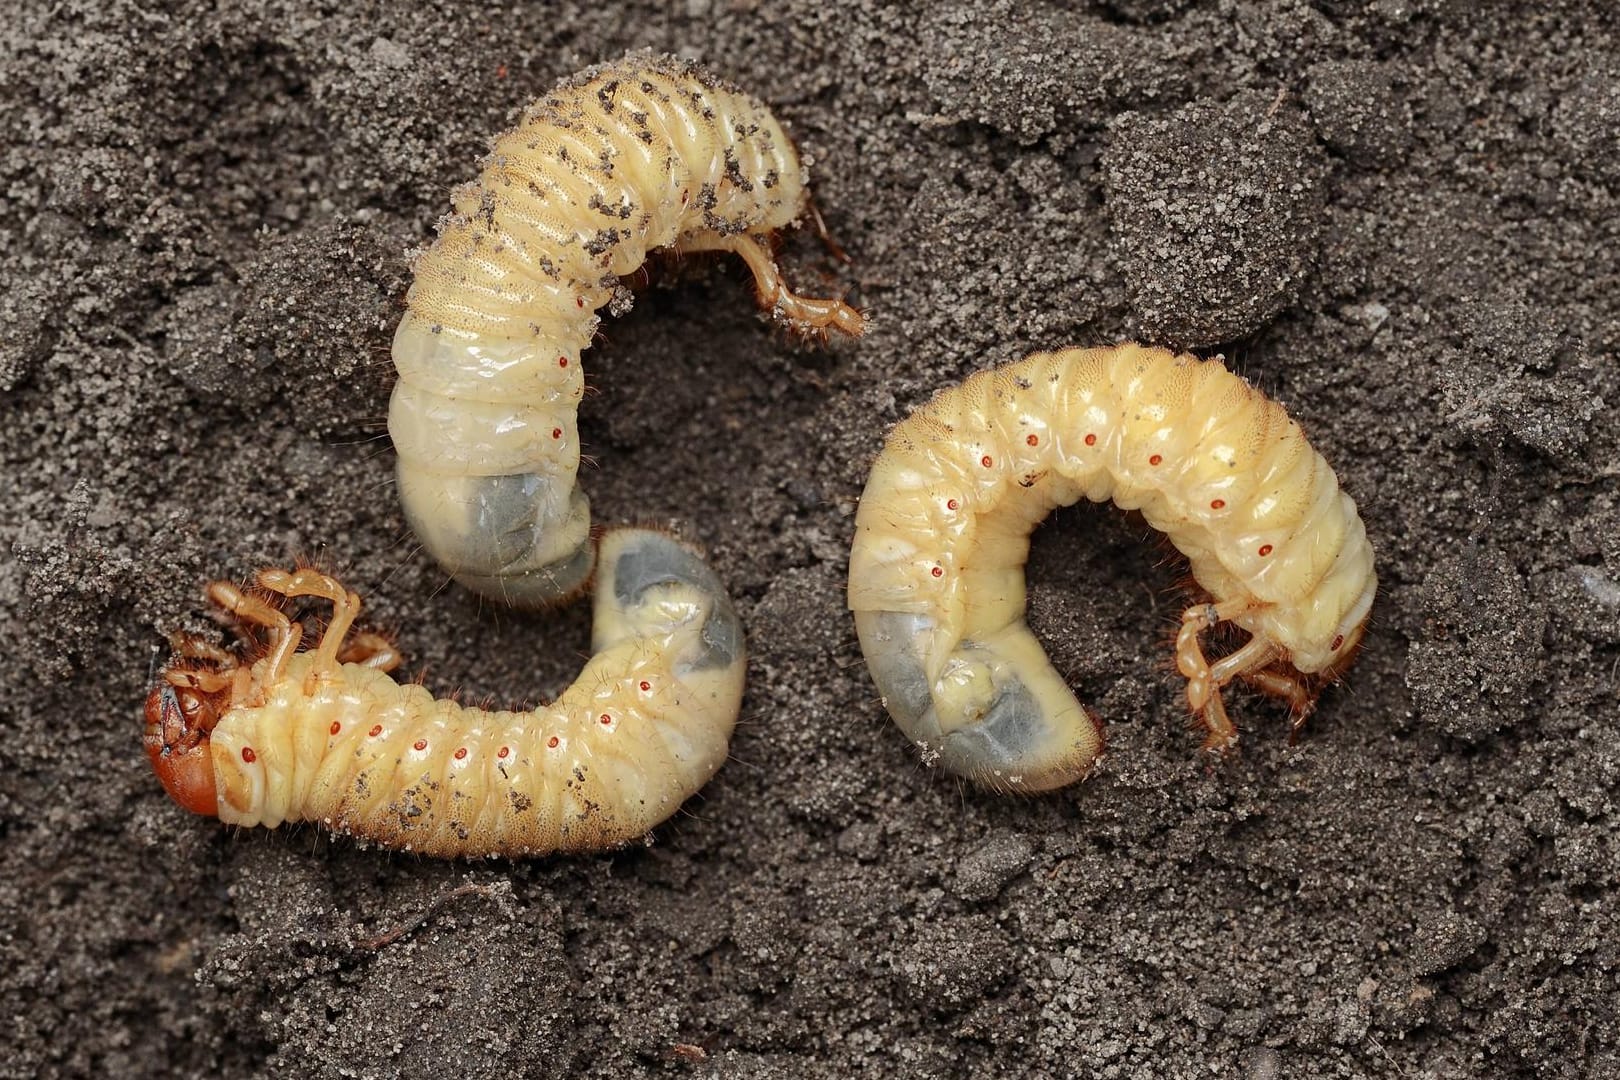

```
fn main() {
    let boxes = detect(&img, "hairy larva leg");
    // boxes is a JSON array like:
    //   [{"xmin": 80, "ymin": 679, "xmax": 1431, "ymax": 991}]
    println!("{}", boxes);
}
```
[
  {"xmin": 167, "ymin": 631, "xmax": 234, "ymax": 666},
  {"xmin": 255, "ymin": 568, "xmax": 363, "ymax": 673},
  {"xmin": 676, "ymin": 230, "xmax": 865, "ymax": 337},
  {"xmin": 207, "ymin": 581, "xmax": 304, "ymax": 682},
  {"xmin": 1207, "ymin": 637, "xmax": 1281, "ymax": 687},
  {"xmin": 1175, "ymin": 598, "xmax": 1262, "ymax": 752},
  {"xmin": 1241, "ymin": 667, "xmax": 1318, "ymax": 741},
  {"xmin": 338, "ymin": 631, "xmax": 402, "ymax": 673},
  {"xmin": 206, "ymin": 581, "xmax": 289, "ymax": 635},
  {"xmin": 168, "ymin": 667, "xmax": 232, "ymax": 694},
  {"xmin": 804, "ymin": 195, "xmax": 852, "ymax": 264}
]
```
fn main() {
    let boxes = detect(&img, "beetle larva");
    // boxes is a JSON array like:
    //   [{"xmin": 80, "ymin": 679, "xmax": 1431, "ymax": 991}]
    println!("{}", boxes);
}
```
[
  {"xmin": 390, "ymin": 53, "xmax": 863, "ymax": 606},
  {"xmin": 847, "ymin": 345, "xmax": 1377, "ymax": 793},
  {"xmin": 143, "ymin": 529, "xmax": 744, "ymax": 857}
]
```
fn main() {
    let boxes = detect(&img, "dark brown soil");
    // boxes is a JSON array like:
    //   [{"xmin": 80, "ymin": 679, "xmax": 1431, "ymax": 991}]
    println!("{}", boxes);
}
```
[{"xmin": 3, "ymin": 2, "xmax": 1617, "ymax": 1077}]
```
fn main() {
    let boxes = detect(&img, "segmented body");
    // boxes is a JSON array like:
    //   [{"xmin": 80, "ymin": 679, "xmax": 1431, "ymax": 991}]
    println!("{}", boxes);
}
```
[
  {"xmin": 145, "ymin": 530, "xmax": 744, "ymax": 857},
  {"xmin": 848, "ymin": 345, "xmax": 1376, "ymax": 792},
  {"xmin": 390, "ymin": 54, "xmax": 861, "ymax": 605}
]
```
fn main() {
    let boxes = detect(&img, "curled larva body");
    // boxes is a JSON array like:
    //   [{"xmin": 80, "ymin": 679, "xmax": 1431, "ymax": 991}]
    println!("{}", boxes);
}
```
[
  {"xmin": 144, "ymin": 530, "xmax": 744, "ymax": 858},
  {"xmin": 390, "ymin": 54, "xmax": 862, "ymax": 605},
  {"xmin": 848, "ymin": 345, "xmax": 1377, "ymax": 793}
]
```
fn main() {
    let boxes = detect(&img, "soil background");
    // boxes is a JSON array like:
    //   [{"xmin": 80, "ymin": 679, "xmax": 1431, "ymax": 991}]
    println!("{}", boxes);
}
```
[{"xmin": 2, "ymin": 1, "xmax": 1617, "ymax": 1077}]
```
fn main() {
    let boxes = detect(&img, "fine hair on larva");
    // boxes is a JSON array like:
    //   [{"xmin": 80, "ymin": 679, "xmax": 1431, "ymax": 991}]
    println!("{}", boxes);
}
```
[
  {"xmin": 389, "ymin": 52, "xmax": 864, "ymax": 607},
  {"xmin": 847, "ymin": 344, "xmax": 1377, "ymax": 793},
  {"xmin": 143, "ymin": 529, "xmax": 745, "ymax": 858}
]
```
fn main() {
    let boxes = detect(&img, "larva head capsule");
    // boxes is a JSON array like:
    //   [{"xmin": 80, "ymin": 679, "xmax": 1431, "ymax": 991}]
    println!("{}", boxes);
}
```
[{"xmin": 142, "ymin": 677, "xmax": 223, "ymax": 817}]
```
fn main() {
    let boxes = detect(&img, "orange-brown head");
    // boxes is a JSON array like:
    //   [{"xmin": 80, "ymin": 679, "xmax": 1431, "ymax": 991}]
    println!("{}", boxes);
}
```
[{"xmin": 142, "ymin": 678, "xmax": 223, "ymax": 816}]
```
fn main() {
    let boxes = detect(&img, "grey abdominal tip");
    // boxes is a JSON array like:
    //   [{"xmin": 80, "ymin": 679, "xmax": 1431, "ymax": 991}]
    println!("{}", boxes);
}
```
[
  {"xmin": 609, "ymin": 530, "xmax": 741, "ymax": 670},
  {"xmin": 452, "ymin": 539, "xmax": 595, "ymax": 605},
  {"xmin": 858, "ymin": 611, "xmax": 937, "ymax": 732},
  {"xmin": 468, "ymin": 473, "xmax": 574, "ymax": 569},
  {"xmin": 694, "ymin": 599, "xmax": 743, "ymax": 671},
  {"xmin": 939, "ymin": 673, "xmax": 1047, "ymax": 776},
  {"xmin": 399, "ymin": 468, "xmax": 583, "ymax": 585},
  {"xmin": 610, "ymin": 531, "xmax": 725, "ymax": 604}
]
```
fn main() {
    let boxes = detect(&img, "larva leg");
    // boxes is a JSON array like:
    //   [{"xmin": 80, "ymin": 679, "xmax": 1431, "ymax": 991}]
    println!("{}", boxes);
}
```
[
  {"xmin": 339, "ymin": 631, "xmax": 402, "ymax": 673},
  {"xmin": 167, "ymin": 631, "xmax": 234, "ymax": 666},
  {"xmin": 1241, "ymin": 667, "xmax": 1317, "ymax": 740},
  {"xmin": 676, "ymin": 230, "xmax": 865, "ymax": 337},
  {"xmin": 1207, "ymin": 637, "xmax": 1281, "ymax": 686},
  {"xmin": 169, "ymin": 667, "xmax": 232, "ymax": 694},
  {"xmin": 207, "ymin": 581, "xmax": 303, "ymax": 682},
  {"xmin": 804, "ymin": 195, "xmax": 851, "ymax": 264},
  {"xmin": 1175, "ymin": 598, "xmax": 1264, "ymax": 752},
  {"xmin": 255, "ymin": 568, "xmax": 362, "ymax": 673},
  {"xmin": 207, "ymin": 581, "xmax": 288, "ymax": 634}
]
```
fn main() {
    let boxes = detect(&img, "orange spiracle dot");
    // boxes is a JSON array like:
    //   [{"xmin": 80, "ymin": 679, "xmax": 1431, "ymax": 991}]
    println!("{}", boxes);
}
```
[
  {"xmin": 241, "ymin": 747, "xmax": 256, "ymax": 764},
  {"xmin": 413, "ymin": 738, "xmax": 428, "ymax": 752},
  {"xmin": 1258, "ymin": 544, "xmax": 1273, "ymax": 557},
  {"xmin": 1026, "ymin": 434, "xmax": 1039, "ymax": 446},
  {"xmin": 547, "ymin": 736, "xmax": 559, "ymax": 749},
  {"xmin": 600, "ymin": 713, "xmax": 613, "ymax": 726},
  {"xmin": 368, "ymin": 724, "xmax": 383, "ymax": 738},
  {"xmin": 1331, "ymin": 634, "xmax": 1345, "ymax": 651},
  {"xmin": 454, "ymin": 747, "xmax": 468, "ymax": 761},
  {"xmin": 1084, "ymin": 433, "xmax": 1097, "ymax": 446},
  {"xmin": 497, "ymin": 746, "xmax": 511, "ymax": 759},
  {"xmin": 1149, "ymin": 454, "xmax": 1163, "ymax": 466},
  {"xmin": 980, "ymin": 455, "xmax": 993, "ymax": 468},
  {"xmin": 639, "ymin": 680, "xmax": 651, "ymax": 692},
  {"xmin": 946, "ymin": 498, "xmax": 959, "ymax": 511},
  {"xmin": 329, "ymin": 721, "xmax": 341, "ymax": 736},
  {"xmin": 1210, "ymin": 498, "xmax": 1226, "ymax": 510}
]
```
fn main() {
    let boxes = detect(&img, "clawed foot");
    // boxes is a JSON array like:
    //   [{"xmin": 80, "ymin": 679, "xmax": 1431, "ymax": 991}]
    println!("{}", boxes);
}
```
[
  {"xmin": 1177, "ymin": 599, "xmax": 1319, "ymax": 751},
  {"xmin": 676, "ymin": 230, "xmax": 865, "ymax": 338},
  {"xmin": 196, "ymin": 568, "xmax": 401, "ymax": 685}
]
